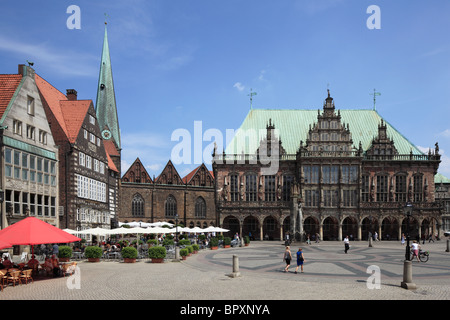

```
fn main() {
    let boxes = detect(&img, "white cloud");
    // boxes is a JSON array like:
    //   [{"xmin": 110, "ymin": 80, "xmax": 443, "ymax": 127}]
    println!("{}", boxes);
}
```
[
  {"xmin": 0, "ymin": 35, "xmax": 97, "ymax": 77},
  {"xmin": 233, "ymin": 82, "xmax": 245, "ymax": 91},
  {"xmin": 258, "ymin": 70, "xmax": 266, "ymax": 81},
  {"xmin": 438, "ymin": 129, "xmax": 450, "ymax": 138}
]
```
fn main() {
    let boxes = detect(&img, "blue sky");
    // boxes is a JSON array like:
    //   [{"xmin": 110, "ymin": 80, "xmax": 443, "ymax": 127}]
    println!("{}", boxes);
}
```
[{"xmin": 1, "ymin": 0, "xmax": 450, "ymax": 179}]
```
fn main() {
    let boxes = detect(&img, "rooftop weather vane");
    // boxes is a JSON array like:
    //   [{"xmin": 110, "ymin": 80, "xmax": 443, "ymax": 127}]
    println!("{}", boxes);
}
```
[
  {"xmin": 104, "ymin": 13, "xmax": 109, "ymax": 24},
  {"xmin": 248, "ymin": 88, "xmax": 257, "ymax": 109},
  {"xmin": 370, "ymin": 88, "xmax": 381, "ymax": 111}
]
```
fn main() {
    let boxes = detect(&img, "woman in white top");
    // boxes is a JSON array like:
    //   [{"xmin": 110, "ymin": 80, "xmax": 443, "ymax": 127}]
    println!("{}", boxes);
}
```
[{"xmin": 411, "ymin": 241, "xmax": 420, "ymax": 261}]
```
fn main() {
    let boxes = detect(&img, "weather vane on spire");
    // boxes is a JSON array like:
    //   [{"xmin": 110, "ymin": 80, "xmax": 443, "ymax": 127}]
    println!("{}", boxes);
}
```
[
  {"xmin": 104, "ymin": 13, "xmax": 109, "ymax": 25},
  {"xmin": 370, "ymin": 88, "xmax": 381, "ymax": 111},
  {"xmin": 248, "ymin": 88, "xmax": 257, "ymax": 109}
]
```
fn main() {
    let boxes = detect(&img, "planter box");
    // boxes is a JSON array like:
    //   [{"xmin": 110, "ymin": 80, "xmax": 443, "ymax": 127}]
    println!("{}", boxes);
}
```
[
  {"xmin": 59, "ymin": 257, "xmax": 70, "ymax": 262},
  {"xmin": 181, "ymin": 256, "xmax": 187, "ymax": 260},
  {"xmin": 245, "ymin": 243, "xmax": 249, "ymax": 246},
  {"xmin": 151, "ymin": 258, "xmax": 164, "ymax": 263},
  {"xmin": 88, "ymin": 258, "xmax": 100, "ymax": 263},
  {"xmin": 123, "ymin": 258, "xmax": 136, "ymax": 263},
  {"xmin": 210, "ymin": 246, "xmax": 218, "ymax": 250},
  {"xmin": 224, "ymin": 245, "xmax": 230, "ymax": 248}
]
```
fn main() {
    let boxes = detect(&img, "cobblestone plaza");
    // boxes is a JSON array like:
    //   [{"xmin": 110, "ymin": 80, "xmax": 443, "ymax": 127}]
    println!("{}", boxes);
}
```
[{"xmin": 1, "ymin": 240, "xmax": 449, "ymax": 301}]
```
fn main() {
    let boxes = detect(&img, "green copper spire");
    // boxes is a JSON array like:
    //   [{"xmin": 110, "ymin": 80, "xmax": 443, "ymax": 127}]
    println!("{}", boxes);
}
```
[{"xmin": 95, "ymin": 22, "xmax": 121, "ymax": 150}]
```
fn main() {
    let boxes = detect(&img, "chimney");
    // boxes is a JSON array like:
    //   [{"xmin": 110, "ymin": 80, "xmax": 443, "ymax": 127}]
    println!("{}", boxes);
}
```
[
  {"xmin": 18, "ymin": 64, "xmax": 35, "ymax": 79},
  {"xmin": 66, "ymin": 89, "xmax": 78, "ymax": 101}
]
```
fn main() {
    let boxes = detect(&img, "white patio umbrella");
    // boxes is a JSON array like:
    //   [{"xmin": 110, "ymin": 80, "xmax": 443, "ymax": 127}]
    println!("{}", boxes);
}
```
[
  {"xmin": 108, "ymin": 227, "xmax": 132, "ymax": 235},
  {"xmin": 77, "ymin": 227, "xmax": 112, "ymax": 243},
  {"xmin": 178, "ymin": 227, "xmax": 203, "ymax": 234},
  {"xmin": 62, "ymin": 228, "xmax": 80, "ymax": 235},
  {"xmin": 146, "ymin": 226, "xmax": 173, "ymax": 234},
  {"xmin": 149, "ymin": 221, "xmax": 174, "ymax": 227},
  {"xmin": 203, "ymin": 226, "xmax": 230, "ymax": 233}
]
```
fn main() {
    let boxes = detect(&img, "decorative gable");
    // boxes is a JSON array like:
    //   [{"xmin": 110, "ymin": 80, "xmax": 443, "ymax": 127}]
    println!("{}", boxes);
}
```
[
  {"xmin": 301, "ymin": 90, "xmax": 355, "ymax": 156},
  {"xmin": 122, "ymin": 158, "xmax": 152, "ymax": 183},
  {"xmin": 183, "ymin": 164, "xmax": 214, "ymax": 187},
  {"xmin": 365, "ymin": 119, "xmax": 398, "ymax": 157},
  {"xmin": 256, "ymin": 119, "xmax": 286, "ymax": 158},
  {"xmin": 156, "ymin": 160, "xmax": 183, "ymax": 185}
]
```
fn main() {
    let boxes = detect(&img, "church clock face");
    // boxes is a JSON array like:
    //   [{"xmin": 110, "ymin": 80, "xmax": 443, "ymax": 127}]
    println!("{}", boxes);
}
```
[{"xmin": 102, "ymin": 129, "xmax": 111, "ymax": 140}]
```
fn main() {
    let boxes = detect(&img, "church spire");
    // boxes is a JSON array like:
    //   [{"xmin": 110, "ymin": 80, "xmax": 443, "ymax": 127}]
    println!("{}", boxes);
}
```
[{"xmin": 95, "ymin": 22, "xmax": 121, "ymax": 150}]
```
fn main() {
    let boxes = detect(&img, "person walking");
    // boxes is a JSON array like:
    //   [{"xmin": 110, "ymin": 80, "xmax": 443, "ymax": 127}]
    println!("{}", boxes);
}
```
[
  {"xmin": 344, "ymin": 235, "xmax": 350, "ymax": 254},
  {"xmin": 283, "ymin": 246, "xmax": 292, "ymax": 272},
  {"xmin": 401, "ymin": 233, "xmax": 405, "ymax": 245},
  {"xmin": 294, "ymin": 248, "xmax": 305, "ymax": 273}
]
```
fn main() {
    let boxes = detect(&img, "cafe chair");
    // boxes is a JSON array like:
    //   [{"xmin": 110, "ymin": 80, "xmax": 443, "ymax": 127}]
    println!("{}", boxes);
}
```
[
  {"xmin": 6, "ymin": 270, "xmax": 21, "ymax": 287},
  {"xmin": 20, "ymin": 269, "xmax": 33, "ymax": 284},
  {"xmin": 0, "ymin": 269, "xmax": 7, "ymax": 291}
]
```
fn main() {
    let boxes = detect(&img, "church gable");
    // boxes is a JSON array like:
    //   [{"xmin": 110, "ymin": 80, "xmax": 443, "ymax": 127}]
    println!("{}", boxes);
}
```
[
  {"xmin": 156, "ymin": 160, "xmax": 183, "ymax": 185},
  {"xmin": 183, "ymin": 164, "xmax": 214, "ymax": 187},
  {"xmin": 122, "ymin": 158, "xmax": 152, "ymax": 183}
]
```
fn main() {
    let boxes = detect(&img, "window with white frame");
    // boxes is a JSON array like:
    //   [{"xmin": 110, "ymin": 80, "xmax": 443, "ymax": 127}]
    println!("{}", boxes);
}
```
[{"xmin": 76, "ymin": 174, "xmax": 107, "ymax": 202}]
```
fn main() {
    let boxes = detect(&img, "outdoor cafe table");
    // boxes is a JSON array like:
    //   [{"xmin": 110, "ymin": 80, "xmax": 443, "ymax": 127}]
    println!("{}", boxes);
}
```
[
  {"xmin": 72, "ymin": 252, "xmax": 83, "ymax": 260},
  {"xmin": 107, "ymin": 252, "xmax": 121, "ymax": 260}
]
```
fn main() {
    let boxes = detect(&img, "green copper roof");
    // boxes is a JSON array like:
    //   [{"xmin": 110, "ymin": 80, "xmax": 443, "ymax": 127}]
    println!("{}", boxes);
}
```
[
  {"xmin": 95, "ymin": 24, "xmax": 121, "ymax": 149},
  {"xmin": 435, "ymin": 173, "xmax": 450, "ymax": 184},
  {"xmin": 225, "ymin": 108, "xmax": 423, "ymax": 155}
]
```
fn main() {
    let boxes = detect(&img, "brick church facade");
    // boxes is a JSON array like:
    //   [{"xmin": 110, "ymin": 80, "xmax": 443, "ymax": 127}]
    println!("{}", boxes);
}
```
[{"xmin": 119, "ymin": 159, "xmax": 216, "ymax": 228}]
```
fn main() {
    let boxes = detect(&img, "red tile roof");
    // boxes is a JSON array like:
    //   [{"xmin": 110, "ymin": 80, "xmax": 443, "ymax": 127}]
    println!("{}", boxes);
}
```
[
  {"xmin": 182, "ymin": 166, "xmax": 201, "ymax": 184},
  {"xmin": 0, "ymin": 74, "xmax": 22, "ymax": 119},
  {"xmin": 106, "ymin": 152, "xmax": 119, "ymax": 173},
  {"xmin": 59, "ymin": 100, "xmax": 92, "ymax": 143},
  {"xmin": 35, "ymin": 74, "xmax": 69, "ymax": 137},
  {"xmin": 103, "ymin": 139, "xmax": 120, "ymax": 157}
]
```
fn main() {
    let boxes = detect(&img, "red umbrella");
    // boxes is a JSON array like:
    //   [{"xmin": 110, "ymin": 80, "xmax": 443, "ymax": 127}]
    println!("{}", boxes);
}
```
[
  {"xmin": 0, "ymin": 239, "xmax": 12, "ymax": 250},
  {"xmin": 0, "ymin": 217, "xmax": 81, "ymax": 256}
]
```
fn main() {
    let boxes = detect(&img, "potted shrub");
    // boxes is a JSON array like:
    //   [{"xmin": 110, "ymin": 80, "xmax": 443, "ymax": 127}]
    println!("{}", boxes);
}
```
[
  {"xmin": 223, "ymin": 237, "xmax": 231, "ymax": 248},
  {"xmin": 192, "ymin": 244, "xmax": 199, "ymax": 253},
  {"xmin": 162, "ymin": 238, "xmax": 175, "ymax": 246},
  {"xmin": 186, "ymin": 245, "xmax": 193, "ymax": 256},
  {"xmin": 147, "ymin": 239, "xmax": 158, "ymax": 247},
  {"xmin": 121, "ymin": 246, "xmax": 138, "ymax": 263},
  {"xmin": 58, "ymin": 245, "xmax": 72, "ymax": 262},
  {"xmin": 180, "ymin": 248, "xmax": 188, "ymax": 260},
  {"xmin": 209, "ymin": 237, "xmax": 219, "ymax": 250},
  {"xmin": 148, "ymin": 246, "xmax": 166, "ymax": 263},
  {"xmin": 244, "ymin": 236, "xmax": 250, "ymax": 246},
  {"xmin": 179, "ymin": 239, "xmax": 191, "ymax": 246},
  {"xmin": 85, "ymin": 246, "xmax": 103, "ymax": 262}
]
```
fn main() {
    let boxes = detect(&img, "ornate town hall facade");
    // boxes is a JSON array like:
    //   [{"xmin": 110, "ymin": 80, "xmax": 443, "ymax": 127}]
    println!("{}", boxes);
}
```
[{"xmin": 212, "ymin": 91, "xmax": 442, "ymax": 241}]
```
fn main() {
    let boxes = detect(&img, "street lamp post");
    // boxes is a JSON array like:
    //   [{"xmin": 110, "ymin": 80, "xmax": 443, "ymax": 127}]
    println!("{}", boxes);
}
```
[
  {"xmin": 175, "ymin": 214, "xmax": 179, "ymax": 244},
  {"xmin": 401, "ymin": 202, "xmax": 416, "ymax": 290},
  {"xmin": 174, "ymin": 214, "xmax": 180, "ymax": 261}
]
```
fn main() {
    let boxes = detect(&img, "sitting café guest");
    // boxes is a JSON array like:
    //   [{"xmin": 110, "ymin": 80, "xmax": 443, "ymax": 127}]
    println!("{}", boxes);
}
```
[{"xmin": 51, "ymin": 254, "xmax": 60, "ymax": 277}]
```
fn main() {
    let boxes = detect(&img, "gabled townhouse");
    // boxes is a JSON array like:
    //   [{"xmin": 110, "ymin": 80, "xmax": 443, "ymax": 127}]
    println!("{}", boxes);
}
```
[
  {"xmin": 36, "ymin": 75, "xmax": 119, "ymax": 237},
  {"xmin": 0, "ymin": 64, "xmax": 59, "ymax": 233}
]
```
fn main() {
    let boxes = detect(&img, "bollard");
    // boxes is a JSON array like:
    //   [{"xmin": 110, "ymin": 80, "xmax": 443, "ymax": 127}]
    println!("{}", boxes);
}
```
[
  {"xmin": 228, "ymin": 254, "xmax": 241, "ymax": 278},
  {"xmin": 400, "ymin": 260, "xmax": 416, "ymax": 290},
  {"xmin": 173, "ymin": 247, "xmax": 181, "ymax": 262},
  {"xmin": 446, "ymin": 239, "xmax": 449, "ymax": 253},
  {"xmin": 368, "ymin": 237, "xmax": 373, "ymax": 247}
]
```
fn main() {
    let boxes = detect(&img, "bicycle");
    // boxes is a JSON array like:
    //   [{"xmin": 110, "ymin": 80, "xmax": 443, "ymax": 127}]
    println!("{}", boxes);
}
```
[{"xmin": 411, "ymin": 249, "xmax": 429, "ymax": 262}]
